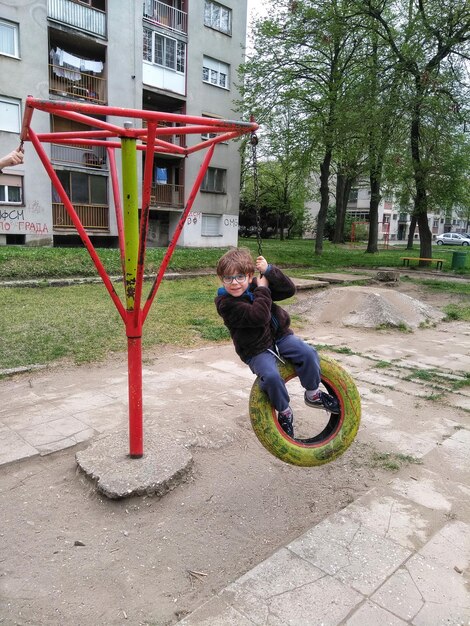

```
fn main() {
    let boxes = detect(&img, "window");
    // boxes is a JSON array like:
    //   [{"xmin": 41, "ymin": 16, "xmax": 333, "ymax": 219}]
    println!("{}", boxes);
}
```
[
  {"xmin": 204, "ymin": 1, "xmax": 232, "ymax": 35},
  {"xmin": 202, "ymin": 214, "xmax": 221, "ymax": 236},
  {"xmin": 348, "ymin": 188, "xmax": 358, "ymax": 202},
  {"xmin": 0, "ymin": 97, "xmax": 21, "ymax": 133},
  {"xmin": 202, "ymin": 56, "xmax": 229, "ymax": 89},
  {"xmin": 0, "ymin": 174, "xmax": 23, "ymax": 204},
  {"xmin": 201, "ymin": 167, "xmax": 226, "ymax": 193},
  {"xmin": 54, "ymin": 171, "xmax": 107, "ymax": 205},
  {"xmin": 143, "ymin": 28, "xmax": 186, "ymax": 73},
  {"xmin": 0, "ymin": 19, "xmax": 19, "ymax": 58},
  {"xmin": 201, "ymin": 114, "xmax": 228, "ymax": 142}
]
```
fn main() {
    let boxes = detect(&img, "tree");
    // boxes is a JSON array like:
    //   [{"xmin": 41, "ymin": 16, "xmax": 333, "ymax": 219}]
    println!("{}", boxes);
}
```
[
  {"xmin": 240, "ymin": 0, "xmax": 363, "ymax": 254},
  {"xmin": 239, "ymin": 106, "xmax": 312, "ymax": 239},
  {"xmin": 360, "ymin": 0, "xmax": 470, "ymax": 262}
]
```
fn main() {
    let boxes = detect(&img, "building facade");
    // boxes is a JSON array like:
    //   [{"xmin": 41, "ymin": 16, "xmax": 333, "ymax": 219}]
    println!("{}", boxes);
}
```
[
  {"xmin": 0, "ymin": 0, "xmax": 247, "ymax": 247},
  {"xmin": 346, "ymin": 186, "xmax": 468, "ymax": 242}
]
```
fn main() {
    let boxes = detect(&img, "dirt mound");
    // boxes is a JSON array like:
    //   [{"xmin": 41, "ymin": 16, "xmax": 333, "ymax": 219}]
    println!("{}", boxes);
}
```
[{"xmin": 289, "ymin": 285, "xmax": 445, "ymax": 329}]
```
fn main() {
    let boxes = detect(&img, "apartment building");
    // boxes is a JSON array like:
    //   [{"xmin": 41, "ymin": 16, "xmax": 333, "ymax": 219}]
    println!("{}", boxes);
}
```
[
  {"xmin": 346, "ymin": 186, "xmax": 466, "ymax": 242},
  {"xmin": 0, "ymin": 0, "xmax": 247, "ymax": 247}
]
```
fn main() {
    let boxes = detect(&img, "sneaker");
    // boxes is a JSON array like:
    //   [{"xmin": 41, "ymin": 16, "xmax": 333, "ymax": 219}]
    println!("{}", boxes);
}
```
[
  {"xmin": 278, "ymin": 411, "xmax": 294, "ymax": 438},
  {"xmin": 304, "ymin": 391, "xmax": 340, "ymax": 414}
]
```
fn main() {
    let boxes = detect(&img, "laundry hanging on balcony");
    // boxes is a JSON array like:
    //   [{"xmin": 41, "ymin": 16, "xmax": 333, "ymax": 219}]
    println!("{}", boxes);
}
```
[
  {"xmin": 50, "ymin": 47, "xmax": 103, "ymax": 81},
  {"xmin": 156, "ymin": 167, "xmax": 168, "ymax": 185}
]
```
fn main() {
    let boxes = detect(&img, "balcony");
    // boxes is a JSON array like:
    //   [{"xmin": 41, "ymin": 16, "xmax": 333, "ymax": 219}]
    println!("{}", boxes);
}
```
[
  {"xmin": 48, "ymin": 0, "xmax": 107, "ymax": 38},
  {"xmin": 150, "ymin": 183, "xmax": 184, "ymax": 208},
  {"xmin": 53, "ymin": 202, "xmax": 109, "ymax": 231},
  {"xmin": 51, "ymin": 144, "xmax": 107, "ymax": 169},
  {"xmin": 143, "ymin": 0, "xmax": 187, "ymax": 34},
  {"xmin": 49, "ymin": 64, "xmax": 106, "ymax": 104}
]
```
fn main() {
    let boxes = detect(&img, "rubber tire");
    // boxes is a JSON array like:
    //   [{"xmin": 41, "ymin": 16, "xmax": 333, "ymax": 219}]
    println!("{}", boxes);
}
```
[
  {"xmin": 249, "ymin": 355, "xmax": 361, "ymax": 467},
  {"xmin": 436, "ymin": 240, "xmax": 443, "ymax": 245}
]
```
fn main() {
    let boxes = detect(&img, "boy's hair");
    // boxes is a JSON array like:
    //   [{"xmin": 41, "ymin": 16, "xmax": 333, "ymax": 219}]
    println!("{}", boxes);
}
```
[{"xmin": 216, "ymin": 247, "xmax": 255, "ymax": 277}]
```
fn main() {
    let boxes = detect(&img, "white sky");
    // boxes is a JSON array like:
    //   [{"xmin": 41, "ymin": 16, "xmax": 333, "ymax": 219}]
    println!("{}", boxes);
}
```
[{"xmin": 246, "ymin": 0, "xmax": 271, "ymax": 28}]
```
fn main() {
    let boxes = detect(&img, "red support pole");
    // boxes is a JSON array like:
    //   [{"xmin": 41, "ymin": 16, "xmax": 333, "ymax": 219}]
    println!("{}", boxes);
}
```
[
  {"xmin": 143, "ymin": 143, "xmax": 216, "ymax": 321},
  {"xmin": 107, "ymin": 147, "xmax": 126, "ymax": 278},
  {"xmin": 133, "ymin": 122, "xmax": 156, "ymax": 323},
  {"xmin": 28, "ymin": 127, "xmax": 127, "ymax": 322},
  {"xmin": 127, "ymin": 337, "xmax": 143, "ymax": 457}
]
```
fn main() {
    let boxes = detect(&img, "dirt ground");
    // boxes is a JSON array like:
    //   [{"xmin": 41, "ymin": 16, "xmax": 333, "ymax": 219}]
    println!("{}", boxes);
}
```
[{"xmin": 0, "ymin": 278, "xmax": 465, "ymax": 626}]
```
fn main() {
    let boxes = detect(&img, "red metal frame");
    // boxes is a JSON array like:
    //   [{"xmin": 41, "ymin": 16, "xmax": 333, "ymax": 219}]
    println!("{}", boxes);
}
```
[{"xmin": 22, "ymin": 97, "xmax": 258, "ymax": 458}]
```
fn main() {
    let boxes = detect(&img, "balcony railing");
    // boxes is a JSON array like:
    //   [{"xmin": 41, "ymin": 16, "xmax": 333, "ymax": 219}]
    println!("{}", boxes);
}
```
[
  {"xmin": 150, "ymin": 183, "xmax": 184, "ymax": 208},
  {"xmin": 51, "ymin": 144, "xmax": 107, "ymax": 169},
  {"xmin": 53, "ymin": 203, "xmax": 109, "ymax": 230},
  {"xmin": 143, "ymin": 0, "xmax": 187, "ymax": 34},
  {"xmin": 49, "ymin": 64, "xmax": 106, "ymax": 104},
  {"xmin": 48, "ymin": 0, "xmax": 107, "ymax": 38}
]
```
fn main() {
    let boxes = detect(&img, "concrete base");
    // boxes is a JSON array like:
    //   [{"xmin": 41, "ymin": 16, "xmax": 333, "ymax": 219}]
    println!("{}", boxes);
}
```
[
  {"xmin": 303, "ymin": 272, "xmax": 373, "ymax": 284},
  {"xmin": 376, "ymin": 269, "xmax": 400, "ymax": 282},
  {"xmin": 76, "ymin": 431, "xmax": 193, "ymax": 499},
  {"xmin": 291, "ymin": 277, "xmax": 329, "ymax": 290}
]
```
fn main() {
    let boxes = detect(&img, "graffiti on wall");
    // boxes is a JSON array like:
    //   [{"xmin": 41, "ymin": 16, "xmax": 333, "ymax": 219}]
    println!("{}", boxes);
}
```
[
  {"xmin": 0, "ymin": 205, "xmax": 49, "ymax": 234},
  {"xmin": 186, "ymin": 211, "xmax": 201, "ymax": 226},
  {"xmin": 224, "ymin": 217, "xmax": 238, "ymax": 228}
]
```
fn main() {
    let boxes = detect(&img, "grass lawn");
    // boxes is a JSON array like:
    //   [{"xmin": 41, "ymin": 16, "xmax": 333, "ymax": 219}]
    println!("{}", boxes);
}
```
[
  {"xmin": 1, "ymin": 238, "xmax": 469, "ymax": 280},
  {"xmin": 0, "ymin": 276, "xmax": 230, "ymax": 370},
  {"xmin": 0, "ymin": 239, "xmax": 468, "ymax": 371}
]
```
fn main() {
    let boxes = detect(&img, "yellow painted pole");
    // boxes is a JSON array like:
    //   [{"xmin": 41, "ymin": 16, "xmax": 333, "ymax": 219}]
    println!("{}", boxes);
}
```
[
  {"xmin": 121, "ymin": 129, "xmax": 139, "ymax": 313},
  {"xmin": 121, "ymin": 126, "xmax": 143, "ymax": 457}
]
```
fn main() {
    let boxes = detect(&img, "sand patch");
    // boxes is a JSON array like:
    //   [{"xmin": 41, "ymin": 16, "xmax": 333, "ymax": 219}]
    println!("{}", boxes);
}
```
[{"xmin": 289, "ymin": 285, "xmax": 445, "ymax": 329}]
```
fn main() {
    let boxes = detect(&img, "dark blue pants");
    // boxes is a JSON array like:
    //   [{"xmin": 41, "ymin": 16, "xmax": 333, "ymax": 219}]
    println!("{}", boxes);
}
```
[{"xmin": 246, "ymin": 334, "xmax": 320, "ymax": 413}]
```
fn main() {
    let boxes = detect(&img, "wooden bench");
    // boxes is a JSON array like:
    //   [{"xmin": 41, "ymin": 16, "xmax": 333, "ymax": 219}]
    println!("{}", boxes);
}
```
[{"xmin": 401, "ymin": 257, "xmax": 445, "ymax": 270}]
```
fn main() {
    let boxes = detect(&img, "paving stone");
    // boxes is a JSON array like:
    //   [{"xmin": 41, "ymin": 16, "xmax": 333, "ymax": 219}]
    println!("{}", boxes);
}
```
[
  {"xmin": 418, "ymin": 521, "xmax": 470, "ymax": 572},
  {"xmin": 354, "ymin": 371, "xmax": 401, "ymax": 387},
  {"xmin": 412, "ymin": 602, "xmax": 470, "ymax": 626},
  {"xmin": 0, "ymin": 428, "xmax": 37, "ymax": 465},
  {"xmin": 371, "ymin": 566, "xmax": 424, "ymax": 620},
  {"xmin": 177, "ymin": 595, "xmax": 259, "ymax": 626},
  {"xmin": 345, "ymin": 494, "xmax": 432, "ymax": 550},
  {"xmin": 345, "ymin": 600, "xmax": 409, "ymax": 625},
  {"xmin": 289, "ymin": 514, "xmax": 411, "ymax": 595},
  {"xmin": 389, "ymin": 476, "xmax": 453, "ymax": 512},
  {"xmin": 224, "ymin": 575, "xmax": 363, "ymax": 626},
  {"xmin": 405, "ymin": 552, "xmax": 469, "ymax": 607},
  {"xmin": 331, "ymin": 526, "xmax": 411, "ymax": 595},
  {"xmin": 228, "ymin": 547, "xmax": 324, "ymax": 598}
]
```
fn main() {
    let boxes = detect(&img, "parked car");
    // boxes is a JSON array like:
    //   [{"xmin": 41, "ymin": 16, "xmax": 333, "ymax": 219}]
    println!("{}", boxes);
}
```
[{"xmin": 436, "ymin": 233, "xmax": 470, "ymax": 246}]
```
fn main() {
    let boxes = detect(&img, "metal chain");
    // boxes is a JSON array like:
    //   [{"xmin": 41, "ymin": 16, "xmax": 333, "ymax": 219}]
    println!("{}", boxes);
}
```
[{"xmin": 250, "ymin": 131, "xmax": 262, "ymax": 256}]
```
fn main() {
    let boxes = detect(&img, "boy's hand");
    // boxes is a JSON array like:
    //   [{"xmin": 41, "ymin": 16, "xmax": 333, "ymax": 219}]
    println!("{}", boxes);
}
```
[{"xmin": 256, "ymin": 256, "xmax": 268, "ymax": 275}]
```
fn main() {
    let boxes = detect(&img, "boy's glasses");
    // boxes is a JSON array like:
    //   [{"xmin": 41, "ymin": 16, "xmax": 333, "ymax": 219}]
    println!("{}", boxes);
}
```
[{"xmin": 222, "ymin": 274, "xmax": 247, "ymax": 285}]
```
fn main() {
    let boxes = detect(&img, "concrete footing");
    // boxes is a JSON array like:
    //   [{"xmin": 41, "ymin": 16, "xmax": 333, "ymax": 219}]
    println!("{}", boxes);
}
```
[{"xmin": 75, "ymin": 431, "xmax": 193, "ymax": 499}]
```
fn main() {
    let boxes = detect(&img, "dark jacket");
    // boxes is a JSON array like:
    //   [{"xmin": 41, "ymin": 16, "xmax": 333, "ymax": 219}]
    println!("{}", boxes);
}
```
[{"xmin": 215, "ymin": 265, "xmax": 296, "ymax": 362}]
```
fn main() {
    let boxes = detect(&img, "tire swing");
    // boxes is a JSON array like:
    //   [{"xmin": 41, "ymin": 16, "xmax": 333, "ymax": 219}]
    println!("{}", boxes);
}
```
[
  {"xmin": 246, "ymin": 128, "xmax": 360, "ymax": 466},
  {"xmin": 248, "ymin": 355, "xmax": 361, "ymax": 467}
]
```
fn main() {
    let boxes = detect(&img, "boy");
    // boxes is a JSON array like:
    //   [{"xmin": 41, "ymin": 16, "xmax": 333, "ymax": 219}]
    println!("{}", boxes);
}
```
[{"xmin": 215, "ymin": 248, "xmax": 339, "ymax": 438}]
